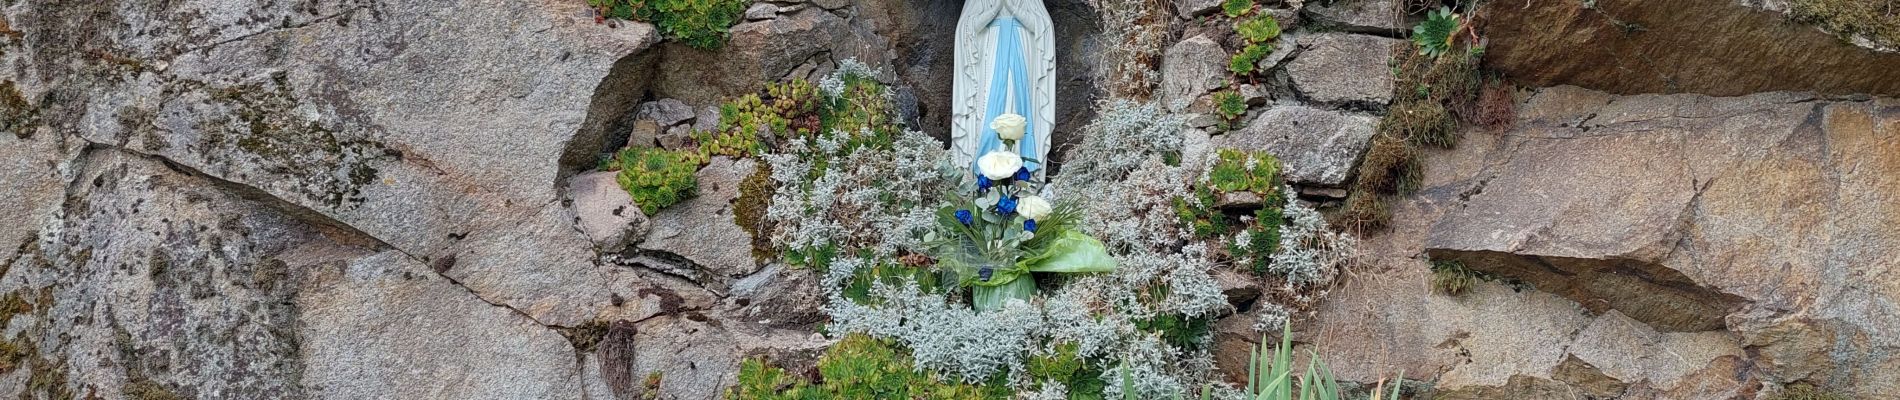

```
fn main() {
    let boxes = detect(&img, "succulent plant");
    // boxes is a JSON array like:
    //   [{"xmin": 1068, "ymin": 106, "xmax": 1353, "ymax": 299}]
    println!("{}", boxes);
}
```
[{"xmin": 1413, "ymin": 6, "xmax": 1460, "ymax": 58}]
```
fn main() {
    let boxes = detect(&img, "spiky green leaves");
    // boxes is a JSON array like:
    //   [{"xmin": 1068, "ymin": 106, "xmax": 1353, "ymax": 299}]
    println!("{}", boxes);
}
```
[
  {"xmin": 1229, "ymin": 15, "xmax": 1281, "ymax": 76},
  {"xmin": 1222, "ymin": 0, "xmax": 1254, "ymax": 18},
  {"xmin": 1235, "ymin": 15, "xmax": 1281, "ymax": 43},
  {"xmin": 1412, "ymin": 6, "xmax": 1459, "ymax": 57},
  {"xmin": 1213, "ymin": 90, "xmax": 1247, "ymax": 127},
  {"xmin": 614, "ymin": 147, "xmax": 700, "ymax": 215}
]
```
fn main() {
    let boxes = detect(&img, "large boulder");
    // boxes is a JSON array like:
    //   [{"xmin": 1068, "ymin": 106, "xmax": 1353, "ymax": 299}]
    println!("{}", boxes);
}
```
[
  {"xmin": 299, "ymin": 251, "xmax": 587, "ymax": 399},
  {"xmin": 1213, "ymin": 105, "xmax": 1378, "ymax": 186},
  {"xmin": 1411, "ymin": 86, "xmax": 1900, "ymax": 397},
  {"xmin": 1478, "ymin": 0, "xmax": 1900, "ymax": 96},
  {"xmin": 11, "ymin": 0, "xmax": 658, "ymax": 327},
  {"xmin": 9, "ymin": 149, "xmax": 590, "ymax": 399},
  {"xmin": 649, "ymin": 7, "xmax": 893, "ymax": 106}
]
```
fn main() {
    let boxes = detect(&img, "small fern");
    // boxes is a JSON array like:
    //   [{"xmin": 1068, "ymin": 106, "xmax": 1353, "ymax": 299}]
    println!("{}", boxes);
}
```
[{"xmin": 1412, "ymin": 6, "xmax": 1459, "ymax": 58}]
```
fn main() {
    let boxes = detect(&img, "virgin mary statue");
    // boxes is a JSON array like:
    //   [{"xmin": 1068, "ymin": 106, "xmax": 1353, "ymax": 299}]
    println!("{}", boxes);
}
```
[{"xmin": 952, "ymin": 0, "xmax": 1056, "ymax": 176}]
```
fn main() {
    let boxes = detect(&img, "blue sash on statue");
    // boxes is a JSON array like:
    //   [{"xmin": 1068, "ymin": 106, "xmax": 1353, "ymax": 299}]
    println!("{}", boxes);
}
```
[{"xmin": 972, "ymin": 16, "xmax": 1040, "ymax": 174}]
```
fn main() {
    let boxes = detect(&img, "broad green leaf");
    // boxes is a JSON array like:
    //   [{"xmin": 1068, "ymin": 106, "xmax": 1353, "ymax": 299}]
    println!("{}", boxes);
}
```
[
  {"xmin": 1020, "ymin": 231, "xmax": 1117, "ymax": 273},
  {"xmin": 971, "ymin": 275, "xmax": 1035, "ymax": 312}
]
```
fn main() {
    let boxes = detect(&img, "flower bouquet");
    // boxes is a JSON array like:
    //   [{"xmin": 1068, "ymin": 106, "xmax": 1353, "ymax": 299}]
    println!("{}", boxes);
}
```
[{"xmin": 926, "ymin": 113, "xmax": 1117, "ymax": 312}]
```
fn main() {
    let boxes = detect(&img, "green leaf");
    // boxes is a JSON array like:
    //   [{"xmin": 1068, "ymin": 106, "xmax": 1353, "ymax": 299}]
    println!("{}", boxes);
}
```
[
  {"xmin": 971, "ymin": 275, "xmax": 1036, "ymax": 312},
  {"xmin": 1019, "ymin": 231, "xmax": 1117, "ymax": 273},
  {"xmin": 1412, "ymin": 6, "xmax": 1459, "ymax": 58},
  {"xmin": 1221, "ymin": 0, "xmax": 1253, "ymax": 18},
  {"xmin": 1236, "ymin": 15, "xmax": 1281, "ymax": 43}
]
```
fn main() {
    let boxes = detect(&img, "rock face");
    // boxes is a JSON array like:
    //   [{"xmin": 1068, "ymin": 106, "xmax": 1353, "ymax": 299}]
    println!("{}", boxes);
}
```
[
  {"xmin": 1302, "ymin": 0, "xmax": 1405, "ymax": 34},
  {"xmin": 648, "ymin": 7, "xmax": 893, "ymax": 106},
  {"xmin": 1285, "ymin": 33, "xmax": 1400, "ymax": 106},
  {"xmin": 636, "ymin": 156, "xmax": 762, "ymax": 291},
  {"xmin": 0, "ymin": 0, "xmax": 878, "ymax": 395},
  {"xmin": 1160, "ymin": 35, "xmax": 1230, "ymax": 112},
  {"xmin": 1427, "ymin": 87, "xmax": 1900, "ymax": 396},
  {"xmin": 1479, "ymin": 0, "xmax": 1900, "ymax": 96},
  {"xmin": 1314, "ymin": 86, "xmax": 1900, "ymax": 398},
  {"xmin": 569, "ymin": 170, "xmax": 649, "ymax": 250},
  {"xmin": 1213, "ymin": 105, "xmax": 1379, "ymax": 186}
]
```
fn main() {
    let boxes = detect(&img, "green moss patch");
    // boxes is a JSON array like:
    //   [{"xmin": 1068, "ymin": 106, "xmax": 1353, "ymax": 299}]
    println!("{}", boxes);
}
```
[
  {"xmin": 1789, "ymin": 0, "xmax": 1900, "ymax": 50},
  {"xmin": 0, "ymin": 80, "xmax": 39, "ymax": 139},
  {"xmin": 729, "ymin": 333, "xmax": 1012, "ymax": 399},
  {"xmin": 587, "ymin": 0, "xmax": 751, "ymax": 49}
]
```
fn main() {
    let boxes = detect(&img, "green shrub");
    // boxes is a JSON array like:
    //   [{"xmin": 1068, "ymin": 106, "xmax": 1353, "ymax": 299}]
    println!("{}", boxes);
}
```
[
  {"xmin": 614, "ymin": 147, "xmax": 700, "ymax": 215},
  {"xmin": 1175, "ymin": 185, "xmax": 1231, "ymax": 239},
  {"xmin": 817, "ymin": 69, "xmax": 900, "ymax": 150},
  {"xmin": 1230, "ymin": 205, "xmax": 1284, "ymax": 273},
  {"xmin": 1177, "ymin": 150, "xmax": 1285, "ymax": 273},
  {"xmin": 1134, "ymin": 314, "xmax": 1212, "ymax": 351},
  {"xmin": 728, "ymin": 334, "xmax": 1011, "ymax": 399},
  {"xmin": 586, "ymin": 0, "xmax": 750, "ymax": 49},
  {"xmin": 704, "ymin": 79, "xmax": 819, "ymax": 159},
  {"xmin": 1026, "ymin": 342, "xmax": 1107, "ymax": 398}
]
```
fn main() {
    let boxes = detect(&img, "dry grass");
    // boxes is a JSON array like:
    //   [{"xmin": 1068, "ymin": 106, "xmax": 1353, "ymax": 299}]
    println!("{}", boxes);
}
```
[
  {"xmin": 1099, "ymin": 0, "xmax": 1174, "ymax": 99},
  {"xmin": 1336, "ymin": 191, "xmax": 1391, "ymax": 232},
  {"xmin": 1384, "ymin": 100, "xmax": 1457, "ymax": 148},
  {"xmin": 1468, "ymin": 78, "xmax": 1517, "ymax": 131},
  {"xmin": 1354, "ymin": 133, "xmax": 1422, "ymax": 196}
]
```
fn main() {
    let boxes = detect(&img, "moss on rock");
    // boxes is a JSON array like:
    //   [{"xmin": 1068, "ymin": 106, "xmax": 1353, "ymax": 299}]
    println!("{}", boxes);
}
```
[{"xmin": 1789, "ymin": 0, "xmax": 1900, "ymax": 50}]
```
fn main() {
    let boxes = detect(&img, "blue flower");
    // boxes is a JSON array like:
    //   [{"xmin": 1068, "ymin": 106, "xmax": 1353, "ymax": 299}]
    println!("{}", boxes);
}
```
[
  {"xmin": 977, "ymin": 267, "xmax": 994, "ymax": 282},
  {"xmin": 995, "ymin": 196, "xmax": 1019, "ymax": 215},
  {"xmin": 955, "ymin": 209, "xmax": 974, "ymax": 226},
  {"xmin": 977, "ymin": 175, "xmax": 993, "ymax": 190},
  {"xmin": 1014, "ymin": 167, "xmax": 1032, "ymax": 181},
  {"xmin": 1024, "ymin": 219, "xmax": 1038, "ymax": 232}
]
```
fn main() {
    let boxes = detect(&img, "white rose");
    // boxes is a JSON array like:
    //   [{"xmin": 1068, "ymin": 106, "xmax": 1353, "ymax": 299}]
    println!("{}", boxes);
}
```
[
  {"xmin": 990, "ymin": 113, "xmax": 1027, "ymax": 141},
  {"xmin": 977, "ymin": 151, "xmax": 1023, "ymax": 180},
  {"xmin": 1018, "ymin": 195, "xmax": 1053, "ymax": 221}
]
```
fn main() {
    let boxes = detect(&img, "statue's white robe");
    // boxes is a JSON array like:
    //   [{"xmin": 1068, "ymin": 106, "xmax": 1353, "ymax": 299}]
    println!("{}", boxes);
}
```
[{"xmin": 952, "ymin": 0, "xmax": 1056, "ymax": 174}]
